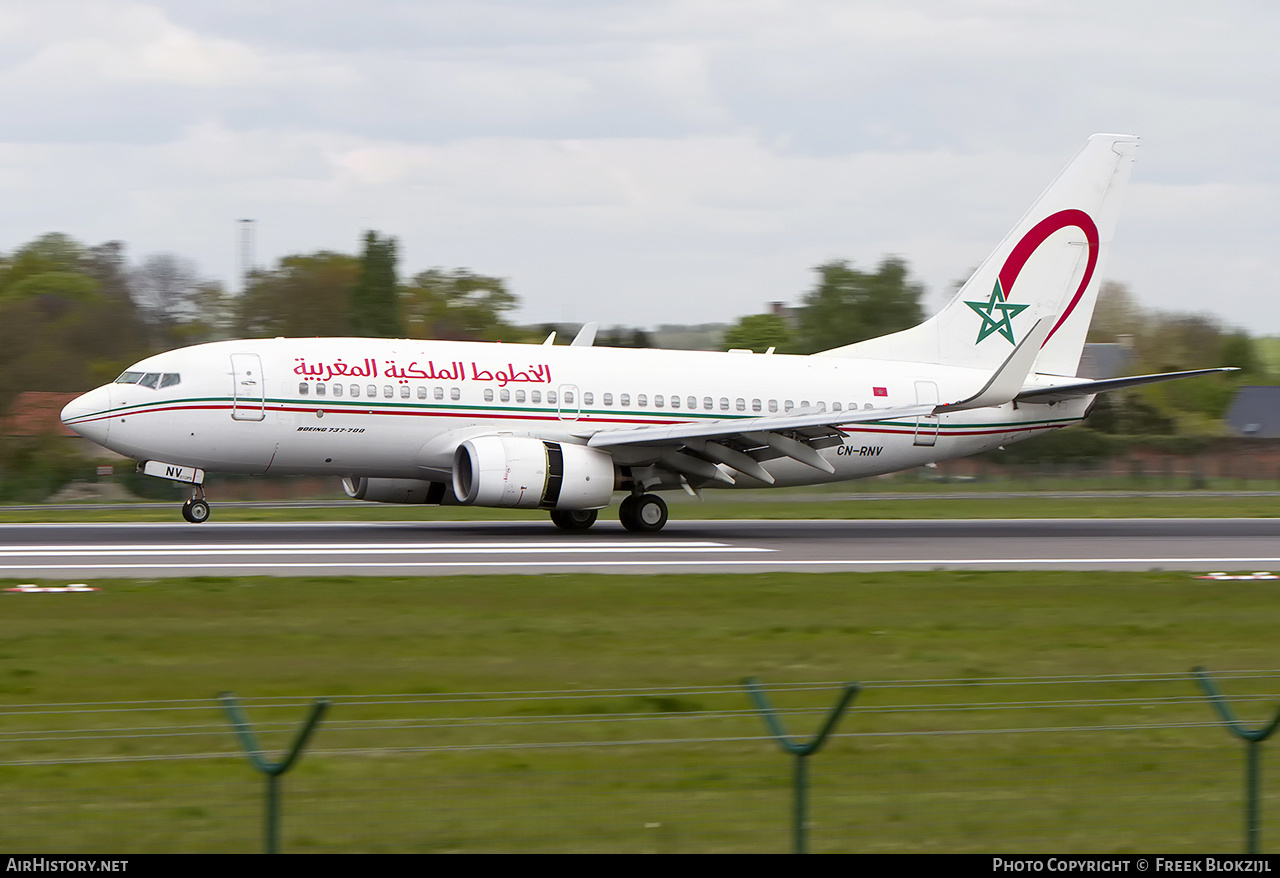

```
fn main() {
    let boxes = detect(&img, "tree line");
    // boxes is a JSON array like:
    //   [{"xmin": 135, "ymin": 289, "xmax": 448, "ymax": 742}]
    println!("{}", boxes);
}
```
[{"xmin": 0, "ymin": 230, "xmax": 1267, "ymax": 450}]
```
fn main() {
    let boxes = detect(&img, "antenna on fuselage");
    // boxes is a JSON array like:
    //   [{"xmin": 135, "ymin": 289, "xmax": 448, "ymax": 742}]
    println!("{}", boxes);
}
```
[{"xmin": 237, "ymin": 219, "xmax": 256, "ymax": 295}]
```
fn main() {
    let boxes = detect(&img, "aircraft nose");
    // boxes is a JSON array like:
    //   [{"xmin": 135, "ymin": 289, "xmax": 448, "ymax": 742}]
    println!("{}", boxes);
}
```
[{"xmin": 61, "ymin": 386, "xmax": 111, "ymax": 445}]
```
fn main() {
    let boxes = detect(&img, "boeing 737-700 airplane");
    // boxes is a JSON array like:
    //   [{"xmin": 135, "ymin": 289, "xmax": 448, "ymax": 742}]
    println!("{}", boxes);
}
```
[{"xmin": 60, "ymin": 134, "xmax": 1228, "ymax": 531}]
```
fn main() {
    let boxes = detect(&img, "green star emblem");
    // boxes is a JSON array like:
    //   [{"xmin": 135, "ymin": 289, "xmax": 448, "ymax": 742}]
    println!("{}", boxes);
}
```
[{"xmin": 965, "ymin": 281, "xmax": 1029, "ymax": 345}]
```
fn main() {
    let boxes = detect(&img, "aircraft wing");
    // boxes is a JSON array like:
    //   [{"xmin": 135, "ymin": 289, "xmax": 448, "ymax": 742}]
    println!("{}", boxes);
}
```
[
  {"xmin": 1015, "ymin": 368, "xmax": 1237, "ymax": 404},
  {"xmin": 581, "ymin": 403, "xmax": 936, "ymax": 484},
  {"xmin": 584, "ymin": 403, "xmax": 937, "ymax": 448},
  {"xmin": 581, "ymin": 322, "xmax": 1056, "ymax": 486}
]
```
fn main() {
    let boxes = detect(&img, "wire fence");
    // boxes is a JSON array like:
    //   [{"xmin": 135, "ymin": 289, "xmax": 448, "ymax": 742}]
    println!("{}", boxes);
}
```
[{"xmin": 2, "ymin": 672, "xmax": 1278, "ymax": 852}]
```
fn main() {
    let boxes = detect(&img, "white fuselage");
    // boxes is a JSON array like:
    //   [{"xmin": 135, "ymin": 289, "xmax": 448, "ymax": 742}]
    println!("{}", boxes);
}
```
[{"xmin": 60, "ymin": 337, "xmax": 1089, "ymax": 490}]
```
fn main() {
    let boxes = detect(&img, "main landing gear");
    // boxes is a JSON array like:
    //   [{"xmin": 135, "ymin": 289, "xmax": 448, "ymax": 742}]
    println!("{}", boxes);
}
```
[
  {"xmin": 547, "ymin": 493, "xmax": 670, "ymax": 533},
  {"xmin": 619, "ymin": 493, "xmax": 668, "ymax": 533},
  {"xmin": 549, "ymin": 509, "xmax": 598, "ymax": 531},
  {"xmin": 181, "ymin": 485, "xmax": 210, "ymax": 524}
]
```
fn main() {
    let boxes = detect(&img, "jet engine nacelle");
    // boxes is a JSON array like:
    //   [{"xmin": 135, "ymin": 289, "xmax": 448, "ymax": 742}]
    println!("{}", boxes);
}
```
[
  {"xmin": 452, "ymin": 436, "xmax": 614, "ymax": 509},
  {"xmin": 342, "ymin": 477, "xmax": 458, "ymax": 505}
]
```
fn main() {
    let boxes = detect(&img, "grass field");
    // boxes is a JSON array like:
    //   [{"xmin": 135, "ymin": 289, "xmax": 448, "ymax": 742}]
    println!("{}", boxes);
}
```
[{"xmin": 3, "ymin": 571, "xmax": 1279, "ymax": 852}]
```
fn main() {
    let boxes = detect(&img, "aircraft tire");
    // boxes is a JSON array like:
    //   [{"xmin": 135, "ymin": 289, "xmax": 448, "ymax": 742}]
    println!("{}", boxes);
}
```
[
  {"xmin": 182, "ymin": 499, "xmax": 211, "ymax": 524},
  {"xmin": 620, "ymin": 493, "xmax": 667, "ymax": 533},
  {"xmin": 550, "ymin": 509, "xmax": 598, "ymax": 531}
]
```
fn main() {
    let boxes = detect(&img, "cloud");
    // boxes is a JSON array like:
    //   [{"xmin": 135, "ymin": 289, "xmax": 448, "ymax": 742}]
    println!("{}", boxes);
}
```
[{"xmin": 0, "ymin": 1, "xmax": 1277, "ymax": 330}]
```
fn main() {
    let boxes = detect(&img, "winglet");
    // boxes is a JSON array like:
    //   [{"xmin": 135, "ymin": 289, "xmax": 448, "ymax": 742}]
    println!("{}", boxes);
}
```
[{"xmin": 935, "ymin": 317, "xmax": 1053, "ymax": 413}]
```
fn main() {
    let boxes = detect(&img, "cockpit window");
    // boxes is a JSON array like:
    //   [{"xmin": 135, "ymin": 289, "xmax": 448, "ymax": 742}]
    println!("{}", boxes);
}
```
[{"xmin": 115, "ymin": 371, "xmax": 179, "ymax": 390}]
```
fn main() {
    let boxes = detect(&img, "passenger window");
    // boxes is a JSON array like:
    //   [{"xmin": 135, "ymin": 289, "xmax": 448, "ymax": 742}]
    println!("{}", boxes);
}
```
[
  {"xmin": 637, "ymin": 394, "xmax": 647, "ymax": 407},
  {"xmin": 583, "ymin": 392, "xmax": 593, "ymax": 405},
  {"xmin": 531, "ymin": 390, "xmax": 541, "ymax": 403},
  {"xmin": 670, "ymin": 396, "xmax": 680, "ymax": 410},
  {"xmin": 703, "ymin": 397, "xmax": 713, "ymax": 410},
  {"xmin": 564, "ymin": 391, "xmax": 573, "ymax": 404},
  {"xmin": 500, "ymin": 389, "xmax": 510, "ymax": 402},
  {"xmin": 298, "ymin": 383, "xmax": 309, "ymax": 395},
  {"xmin": 333, "ymin": 383, "xmax": 343, "ymax": 398},
  {"xmin": 864, "ymin": 403, "xmax": 873, "ymax": 410},
  {"xmin": 785, "ymin": 400, "xmax": 794, "ymax": 411},
  {"xmin": 654, "ymin": 395, "xmax": 663, "ymax": 408},
  {"xmin": 400, "ymin": 385, "xmax": 410, "ymax": 399},
  {"xmin": 434, "ymin": 387, "xmax": 444, "ymax": 400},
  {"xmin": 383, "ymin": 386, "xmax": 393, "ymax": 398},
  {"xmin": 620, "ymin": 393, "xmax": 630, "ymax": 406},
  {"xmin": 736, "ymin": 398, "xmax": 745, "ymax": 412},
  {"xmin": 769, "ymin": 400, "xmax": 778, "ymax": 413},
  {"xmin": 138, "ymin": 373, "xmax": 160, "ymax": 389},
  {"xmin": 833, "ymin": 402, "xmax": 841, "ymax": 412},
  {"xmin": 548, "ymin": 391, "xmax": 558, "ymax": 405},
  {"xmin": 801, "ymin": 400, "xmax": 810, "ymax": 408},
  {"xmin": 450, "ymin": 388, "xmax": 460, "ymax": 401},
  {"xmin": 484, "ymin": 389, "xmax": 494, "ymax": 402},
  {"xmin": 752, "ymin": 399, "xmax": 762, "ymax": 412},
  {"xmin": 159, "ymin": 373, "xmax": 181, "ymax": 388},
  {"xmin": 350, "ymin": 385, "xmax": 360, "ymax": 398},
  {"xmin": 687, "ymin": 396, "xmax": 696, "ymax": 410},
  {"xmin": 719, "ymin": 398, "xmax": 729, "ymax": 411},
  {"xmin": 516, "ymin": 389, "xmax": 526, "ymax": 403},
  {"xmin": 367, "ymin": 385, "xmax": 376, "ymax": 397},
  {"xmin": 417, "ymin": 386, "xmax": 427, "ymax": 400},
  {"xmin": 315, "ymin": 383, "xmax": 326, "ymax": 397}
]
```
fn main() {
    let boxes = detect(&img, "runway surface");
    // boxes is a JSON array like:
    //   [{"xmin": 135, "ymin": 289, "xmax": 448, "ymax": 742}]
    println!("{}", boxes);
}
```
[{"xmin": 2, "ymin": 518, "xmax": 1279, "ymax": 578}]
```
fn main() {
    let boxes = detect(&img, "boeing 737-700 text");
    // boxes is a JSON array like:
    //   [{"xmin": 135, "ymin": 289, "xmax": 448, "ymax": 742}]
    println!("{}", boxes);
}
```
[{"xmin": 60, "ymin": 134, "xmax": 1229, "ymax": 531}]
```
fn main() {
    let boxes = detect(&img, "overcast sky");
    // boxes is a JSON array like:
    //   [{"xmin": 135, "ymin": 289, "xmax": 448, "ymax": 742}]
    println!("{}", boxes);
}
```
[{"xmin": 2, "ymin": 0, "xmax": 1278, "ymax": 332}]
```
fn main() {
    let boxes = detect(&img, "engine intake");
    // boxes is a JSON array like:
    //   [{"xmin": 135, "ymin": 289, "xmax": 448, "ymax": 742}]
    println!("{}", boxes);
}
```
[{"xmin": 452, "ymin": 436, "xmax": 614, "ymax": 509}]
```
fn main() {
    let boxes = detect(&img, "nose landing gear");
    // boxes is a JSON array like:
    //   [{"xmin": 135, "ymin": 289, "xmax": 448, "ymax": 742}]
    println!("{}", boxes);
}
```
[{"xmin": 181, "ymin": 485, "xmax": 210, "ymax": 523}]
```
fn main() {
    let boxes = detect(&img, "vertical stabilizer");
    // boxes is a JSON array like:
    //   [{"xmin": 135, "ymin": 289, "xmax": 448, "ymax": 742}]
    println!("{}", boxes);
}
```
[{"xmin": 815, "ymin": 134, "xmax": 1139, "ymax": 376}]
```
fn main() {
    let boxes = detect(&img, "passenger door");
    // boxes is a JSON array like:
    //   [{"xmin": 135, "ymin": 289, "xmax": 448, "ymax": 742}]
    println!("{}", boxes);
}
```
[{"xmin": 230, "ymin": 353, "xmax": 265, "ymax": 421}]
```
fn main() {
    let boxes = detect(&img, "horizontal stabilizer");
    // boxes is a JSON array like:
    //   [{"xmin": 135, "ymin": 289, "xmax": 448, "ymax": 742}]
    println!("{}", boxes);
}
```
[{"xmin": 1015, "ymin": 368, "xmax": 1238, "ymax": 403}]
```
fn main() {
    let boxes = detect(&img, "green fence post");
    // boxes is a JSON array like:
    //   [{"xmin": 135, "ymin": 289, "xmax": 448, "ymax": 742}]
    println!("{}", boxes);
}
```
[
  {"xmin": 743, "ymin": 677, "xmax": 860, "ymax": 854},
  {"xmin": 220, "ymin": 692, "xmax": 330, "ymax": 854},
  {"xmin": 1192, "ymin": 667, "xmax": 1280, "ymax": 854}
]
